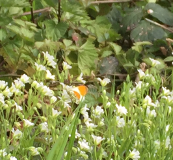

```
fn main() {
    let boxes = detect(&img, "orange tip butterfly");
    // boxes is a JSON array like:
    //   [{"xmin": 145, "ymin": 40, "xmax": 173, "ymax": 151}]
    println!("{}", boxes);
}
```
[{"xmin": 71, "ymin": 85, "xmax": 88, "ymax": 101}]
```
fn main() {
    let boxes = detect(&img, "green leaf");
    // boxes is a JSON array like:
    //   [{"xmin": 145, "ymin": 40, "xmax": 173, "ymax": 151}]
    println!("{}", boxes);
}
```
[
  {"xmin": 164, "ymin": 56, "xmax": 173, "ymax": 62},
  {"xmin": 132, "ymin": 41, "xmax": 152, "ymax": 52},
  {"xmin": 0, "ymin": 0, "xmax": 29, "ymax": 7},
  {"xmin": 122, "ymin": 7, "xmax": 143, "ymax": 30},
  {"xmin": 101, "ymin": 51, "xmax": 112, "ymax": 58},
  {"xmin": 130, "ymin": 20, "xmax": 167, "ymax": 42},
  {"xmin": 61, "ymin": 0, "xmax": 89, "ymax": 22},
  {"xmin": 107, "ymin": 6, "xmax": 122, "ymax": 32},
  {"xmin": 63, "ymin": 39, "xmax": 73, "ymax": 47},
  {"xmin": 46, "ymin": 104, "xmax": 82, "ymax": 160},
  {"xmin": 0, "ymin": 29, "xmax": 7, "ymax": 41},
  {"xmin": 99, "ymin": 56, "xmax": 119, "ymax": 75},
  {"xmin": 145, "ymin": 3, "xmax": 173, "ymax": 26},
  {"xmin": 78, "ymin": 39, "xmax": 98, "ymax": 75},
  {"xmin": 108, "ymin": 42, "xmax": 122, "ymax": 55},
  {"xmin": 44, "ymin": 20, "xmax": 68, "ymax": 41}
]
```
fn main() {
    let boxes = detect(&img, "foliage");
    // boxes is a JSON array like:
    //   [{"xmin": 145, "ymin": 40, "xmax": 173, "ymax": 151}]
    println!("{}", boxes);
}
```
[{"xmin": 0, "ymin": 0, "xmax": 173, "ymax": 160}]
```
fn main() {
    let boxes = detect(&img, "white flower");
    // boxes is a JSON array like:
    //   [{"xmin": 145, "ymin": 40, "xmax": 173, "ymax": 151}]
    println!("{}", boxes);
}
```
[
  {"xmin": 116, "ymin": 104, "xmax": 128, "ymax": 115},
  {"xmin": 106, "ymin": 102, "xmax": 111, "ymax": 108},
  {"xmin": 76, "ymin": 73, "xmax": 86, "ymax": 84},
  {"xmin": 40, "ymin": 85, "xmax": 54, "ymax": 96},
  {"xmin": 12, "ymin": 128, "xmax": 23, "ymax": 139},
  {"xmin": 28, "ymin": 147, "xmax": 43, "ymax": 156},
  {"xmin": 40, "ymin": 122, "xmax": 49, "ymax": 133},
  {"xmin": 10, "ymin": 84, "xmax": 23, "ymax": 96},
  {"xmin": 92, "ymin": 106, "xmax": 104, "ymax": 118},
  {"xmin": 0, "ymin": 93, "xmax": 5, "ymax": 104},
  {"xmin": 0, "ymin": 80, "xmax": 8, "ymax": 90},
  {"xmin": 143, "ymin": 95, "xmax": 156, "ymax": 107},
  {"xmin": 81, "ymin": 104, "xmax": 89, "ymax": 115},
  {"xmin": 92, "ymin": 135, "xmax": 104, "ymax": 145},
  {"xmin": 154, "ymin": 140, "xmax": 160, "ymax": 150},
  {"xmin": 31, "ymin": 80, "xmax": 40, "ymax": 89},
  {"xmin": 165, "ymin": 136, "xmax": 171, "ymax": 149},
  {"xmin": 0, "ymin": 149, "xmax": 7, "ymax": 157},
  {"xmin": 3, "ymin": 87, "xmax": 13, "ymax": 98},
  {"xmin": 129, "ymin": 149, "xmax": 140, "ymax": 160},
  {"xmin": 116, "ymin": 116, "xmax": 125, "ymax": 128},
  {"xmin": 23, "ymin": 119, "xmax": 34, "ymax": 127},
  {"xmin": 20, "ymin": 74, "xmax": 30, "ymax": 83},
  {"xmin": 14, "ymin": 79, "xmax": 25, "ymax": 89},
  {"xmin": 10, "ymin": 156, "xmax": 17, "ymax": 160},
  {"xmin": 78, "ymin": 139, "xmax": 91, "ymax": 151},
  {"xmin": 15, "ymin": 102, "xmax": 23, "ymax": 111},
  {"xmin": 149, "ymin": 58, "xmax": 160, "ymax": 67},
  {"xmin": 75, "ymin": 130, "xmax": 81, "ymax": 138},
  {"xmin": 50, "ymin": 96, "xmax": 57, "ymax": 104},
  {"xmin": 168, "ymin": 106, "xmax": 171, "ymax": 114},
  {"xmin": 162, "ymin": 87, "xmax": 170, "ymax": 96},
  {"xmin": 166, "ymin": 125, "xmax": 170, "ymax": 132},
  {"xmin": 85, "ymin": 121, "xmax": 97, "ymax": 131},
  {"xmin": 45, "ymin": 70, "xmax": 55, "ymax": 80},
  {"xmin": 137, "ymin": 69, "xmax": 145, "ymax": 79},
  {"xmin": 43, "ymin": 51, "xmax": 56, "ymax": 68},
  {"xmin": 146, "ymin": 107, "xmax": 156, "ymax": 117},
  {"xmin": 35, "ymin": 62, "xmax": 46, "ymax": 71},
  {"xmin": 97, "ymin": 78, "xmax": 110, "ymax": 87},
  {"xmin": 52, "ymin": 108, "xmax": 61, "ymax": 117},
  {"xmin": 62, "ymin": 61, "xmax": 72, "ymax": 70}
]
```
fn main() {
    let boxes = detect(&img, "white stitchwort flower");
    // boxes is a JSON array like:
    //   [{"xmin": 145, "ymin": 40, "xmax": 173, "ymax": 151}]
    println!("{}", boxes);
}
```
[
  {"xmin": 137, "ymin": 69, "xmax": 145, "ymax": 79},
  {"xmin": 78, "ymin": 139, "xmax": 92, "ymax": 151},
  {"xmin": 12, "ymin": 128, "xmax": 23, "ymax": 139},
  {"xmin": 43, "ymin": 51, "xmax": 56, "ymax": 68},
  {"xmin": 129, "ymin": 149, "xmax": 140, "ymax": 160},
  {"xmin": 10, "ymin": 156, "xmax": 17, "ymax": 160},
  {"xmin": 76, "ymin": 73, "xmax": 86, "ymax": 84},
  {"xmin": 165, "ymin": 136, "xmax": 171, "ymax": 149},
  {"xmin": 20, "ymin": 74, "xmax": 30, "ymax": 83},
  {"xmin": 92, "ymin": 106, "xmax": 104, "ymax": 118},
  {"xmin": 149, "ymin": 58, "xmax": 160, "ymax": 67},
  {"xmin": 45, "ymin": 70, "xmax": 55, "ymax": 80},
  {"xmin": 50, "ymin": 96, "xmax": 57, "ymax": 104},
  {"xmin": 0, "ymin": 149, "xmax": 7, "ymax": 157},
  {"xmin": 116, "ymin": 116, "xmax": 125, "ymax": 128},
  {"xmin": 62, "ymin": 61, "xmax": 72, "ymax": 70},
  {"xmin": 146, "ymin": 107, "xmax": 157, "ymax": 117},
  {"xmin": 28, "ymin": 147, "xmax": 43, "ymax": 156},
  {"xmin": 97, "ymin": 77, "xmax": 110, "ymax": 87},
  {"xmin": 52, "ymin": 108, "xmax": 61, "ymax": 117},
  {"xmin": 116, "ymin": 104, "xmax": 128, "ymax": 115},
  {"xmin": 35, "ymin": 62, "xmax": 46, "ymax": 71},
  {"xmin": 0, "ymin": 93, "xmax": 5, "ymax": 104},
  {"xmin": 40, "ymin": 122, "xmax": 49, "ymax": 133},
  {"xmin": 3, "ymin": 87, "xmax": 13, "ymax": 98},
  {"xmin": 23, "ymin": 119, "xmax": 34, "ymax": 127},
  {"xmin": 92, "ymin": 135, "xmax": 104, "ymax": 145},
  {"xmin": 0, "ymin": 80, "xmax": 8, "ymax": 90}
]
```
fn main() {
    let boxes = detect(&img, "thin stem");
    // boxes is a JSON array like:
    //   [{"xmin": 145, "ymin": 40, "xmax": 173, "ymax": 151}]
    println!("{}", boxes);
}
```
[{"xmin": 145, "ymin": 18, "xmax": 173, "ymax": 33}]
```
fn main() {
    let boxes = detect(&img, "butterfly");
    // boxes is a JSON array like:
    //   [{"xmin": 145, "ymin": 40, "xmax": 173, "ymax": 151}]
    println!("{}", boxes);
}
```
[{"xmin": 71, "ymin": 85, "xmax": 88, "ymax": 101}]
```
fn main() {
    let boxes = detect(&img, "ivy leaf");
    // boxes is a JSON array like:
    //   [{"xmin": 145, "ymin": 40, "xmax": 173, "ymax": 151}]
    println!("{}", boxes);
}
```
[
  {"xmin": 44, "ymin": 20, "xmax": 68, "ymax": 41},
  {"xmin": 145, "ymin": 3, "xmax": 173, "ymax": 26},
  {"xmin": 122, "ymin": 8, "xmax": 143, "ymax": 30},
  {"xmin": 130, "ymin": 20, "xmax": 167, "ymax": 42},
  {"xmin": 78, "ymin": 39, "xmax": 98, "ymax": 75}
]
